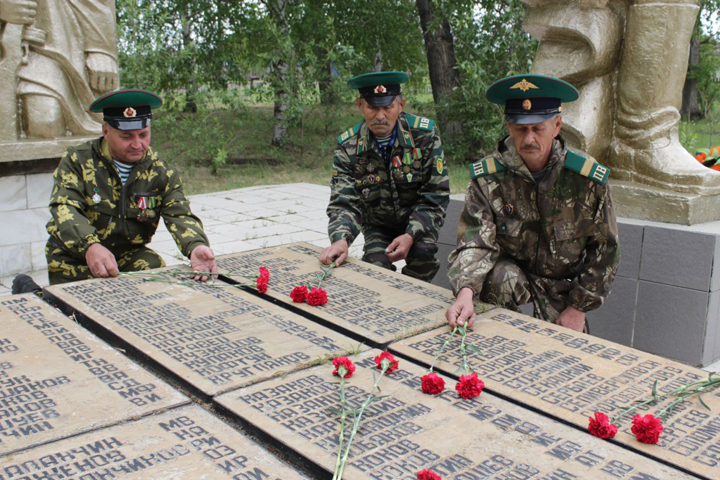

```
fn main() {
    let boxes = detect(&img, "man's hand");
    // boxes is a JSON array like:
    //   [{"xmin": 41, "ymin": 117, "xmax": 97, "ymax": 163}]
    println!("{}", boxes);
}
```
[
  {"xmin": 86, "ymin": 53, "xmax": 119, "ymax": 94},
  {"xmin": 320, "ymin": 239, "xmax": 349, "ymax": 266},
  {"xmin": 555, "ymin": 306, "xmax": 586, "ymax": 332},
  {"xmin": 190, "ymin": 245, "xmax": 218, "ymax": 281},
  {"xmin": 0, "ymin": 0, "xmax": 37, "ymax": 24},
  {"xmin": 85, "ymin": 243, "xmax": 119, "ymax": 278},
  {"xmin": 446, "ymin": 287, "xmax": 477, "ymax": 328},
  {"xmin": 385, "ymin": 233, "xmax": 413, "ymax": 262}
]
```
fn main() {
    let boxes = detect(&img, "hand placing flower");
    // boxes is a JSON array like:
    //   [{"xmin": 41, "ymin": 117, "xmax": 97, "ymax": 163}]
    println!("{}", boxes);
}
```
[
  {"xmin": 421, "ymin": 373, "xmax": 445, "ymax": 395},
  {"xmin": 456, "ymin": 372, "xmax": 484, "ymax": 400},
  {"xmin": 588, "ymin": 412, "xmax": 617, "ymax": 439},
  {"xmin": 417, "ymin": 469, "xmax": 442, "ymax": 480},
  {"xmin": 631, "ymin": 414, "xmax": 664, "ymax": 444},
  {"xmin": 290, "ymin": 285, "xmax": 308, "ymax": 303},
  {"xmin": 374, "ymin": 351, "xmax": 399, "ymax": 373}
]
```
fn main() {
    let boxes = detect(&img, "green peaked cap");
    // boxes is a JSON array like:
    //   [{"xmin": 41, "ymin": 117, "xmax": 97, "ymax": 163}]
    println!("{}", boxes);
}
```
[
  {"xmin": 347, "ymin": 71, "xmax": 409, "ymax": 89},
  {"xmin": 89, "ymin": 89, "xmax": 163, "ymax": 112},
  {"xmin": 486, "ymin": 74, "xmax": 579, "ymax": 105}
]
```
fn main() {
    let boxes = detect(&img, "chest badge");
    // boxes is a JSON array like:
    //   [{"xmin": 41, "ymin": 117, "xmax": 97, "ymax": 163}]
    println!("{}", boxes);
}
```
[
  {"xmin": 503, "ymin": 203, "xmax": 515, "ymax": 215},
  {"xmin": 91, "ymin": 189, "xmax": 101, "ymax": 205},
  {"xmin": 366, "ymin": 163, "xmax": 375, "ymax": 173},
  {"xmin": 362, "ymin": 188, "xmax": 370, "ymax": 198}
]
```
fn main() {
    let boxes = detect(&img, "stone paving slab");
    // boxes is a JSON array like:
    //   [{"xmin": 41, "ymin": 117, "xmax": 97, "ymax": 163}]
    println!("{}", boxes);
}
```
[
  {"xmin": 0, "ymin": 405, "xmax": 309, "ymax": 479},
  {"xmin": 216, "ymin": 350, "xmax": 694, "ymax": 479},
  {"xmin": 0, "ymin": 294, "xmax": 188, "ymax": 455},
  {"xmin": 44, "ymin": 270, "xmax": 364, "ymax": 397},
  {"xmin": 390, "ymin": 308, "xmax": 720, "ymax": 479},
  {"xmin": 216, "ymin": 242, "xmax": 455, "ymax": 346}
]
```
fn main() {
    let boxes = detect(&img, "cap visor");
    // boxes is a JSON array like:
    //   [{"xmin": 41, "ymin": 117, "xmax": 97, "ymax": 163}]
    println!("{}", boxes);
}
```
[
  {"xmin": 365, "ymin": 95, "xmax": 397, "ymax": 107},
  {"xmin": 505, "ymin": 113, "xmax": 557, "ymax": 125}
]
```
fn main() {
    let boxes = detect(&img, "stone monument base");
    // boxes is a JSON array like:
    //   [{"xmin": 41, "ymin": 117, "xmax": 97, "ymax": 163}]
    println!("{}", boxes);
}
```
[
  {"xmin": 610, "ymin": 180, "xmax": 720, "ymax": 225},
  {"xmin": 0, "ymin": 136, "xmax": 97, "ymax": 163}
]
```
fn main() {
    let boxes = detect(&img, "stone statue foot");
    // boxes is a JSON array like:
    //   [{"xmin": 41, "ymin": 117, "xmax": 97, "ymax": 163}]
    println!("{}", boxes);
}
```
[{"xmin": 609, "ymin": 138, "xmax": 720, "ymax": 195}]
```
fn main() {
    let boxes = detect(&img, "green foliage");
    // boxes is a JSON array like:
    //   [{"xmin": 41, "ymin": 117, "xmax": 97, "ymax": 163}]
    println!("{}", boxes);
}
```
[{"xmin": 211, "ymin": 148, "xmax": 228, "ymax": 175}]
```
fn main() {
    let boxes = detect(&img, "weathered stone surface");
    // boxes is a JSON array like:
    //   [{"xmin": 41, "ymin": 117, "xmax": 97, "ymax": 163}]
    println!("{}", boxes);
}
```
[
  {"xmin": 0, "ymin": 405, "xmax": 309, "ymax": 479},
  {"xmin": 45, "ymin": 271, "xmax": 362, "ymax": 397},
  {"xmin": 0, "ymin": 294, "xmax": 188, "ymax": 455},
  {"xmin": 391, "ymin": 309, "xmax": 720, "ymax": 478},
  {"xmin": 217, "ymin": 350, "xmax": 693, "ymax": 479},
  {"xmin": 217, "ymin": 242, "xmax": 459, "ymax": 345}
]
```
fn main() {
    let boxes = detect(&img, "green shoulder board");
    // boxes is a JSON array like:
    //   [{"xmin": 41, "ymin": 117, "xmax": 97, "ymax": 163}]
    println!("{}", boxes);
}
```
[
  {"xmin": 470, "ymin": 156, "xmax": 506, "ymax": 179},
  {"xmin": 404, "ymin": 113, "xmax": 435, "ymax": 132},
  {"xmin": 337, "ymin": 121, "xmax": 364, "ymax": 144},
  {"xmin": 564, "ymin": 150, "xmax": 610, "ymax": 185}
]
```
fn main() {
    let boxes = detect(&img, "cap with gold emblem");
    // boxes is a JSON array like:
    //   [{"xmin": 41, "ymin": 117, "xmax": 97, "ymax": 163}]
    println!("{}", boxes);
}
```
[
  {"xmin": 347, "ymin": 71, "xmax": 409, "ymax": 107},
  {"xmin": 89, "ymin": 88, "xmax": 163, "ymax": 131},
  {"xmin": 486, "ymin": 74, "xmax": 579, "ymax": 125}
]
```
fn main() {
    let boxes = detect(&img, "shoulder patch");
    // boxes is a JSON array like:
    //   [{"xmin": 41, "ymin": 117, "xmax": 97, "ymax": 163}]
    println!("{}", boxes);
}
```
[
  {"xmin": 470, "ymin": 156, "xmax": 506, "ymax": 179},
  {"xmin": 564, "ymin": 150, "xmax": 610, "ymax": 185},
  {"xmin": 404, "ymin": 113, "xmax": 435, "ymax": 132},
  {"xmin": 337, "ymin": 121, "xmax": 364, "ymax": 144}
]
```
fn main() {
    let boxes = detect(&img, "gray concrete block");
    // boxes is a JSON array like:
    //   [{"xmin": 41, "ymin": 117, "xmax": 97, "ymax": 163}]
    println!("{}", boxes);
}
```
[
  {"xmin": 431, "ymin": 242, "xmax": 455, "ymax": 290},
  {"xmin": 639, "ymin": 226, "xmax": 715, "ymax": 291},
  {"xmin": 438, "ymin": 199, "xmax": 464, "ymax": 245},
  {"xmin": 712, "ymin": 237, "xmax": 720, "ymax": 292},
  {"xmin": 704, "ymin": 290, "xmax": 720, "ymax": 366},
  {"xmin": 587, "ymin": 276, "xmax": 637, "ymax": 347},
  {"xmin": 617, "ymin": 222, "xmax": 643, "ymax": 279},
  {"xmin": 634, "ymin": 281, "xmax": 709, "ymax": 366}
]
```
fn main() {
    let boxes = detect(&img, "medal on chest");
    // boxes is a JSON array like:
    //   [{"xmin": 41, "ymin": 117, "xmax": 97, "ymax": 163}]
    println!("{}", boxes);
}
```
[{"xmin": 92, "ymin": 189, "xmax": 101, "ymax": 205}]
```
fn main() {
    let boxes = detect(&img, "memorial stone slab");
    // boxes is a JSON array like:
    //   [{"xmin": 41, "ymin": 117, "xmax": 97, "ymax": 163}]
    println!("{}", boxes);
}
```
[
  {"xmin": 216, "ymin": 242, "xmax": 460, "ymax": 345},
  {"xmin": 391, "ymin": 309, "xmax": 720, "ymax": 479},
  {"xmin": 0, "ymin": 294, "xmax": 188, "ymax": 456},
  {"xmin": 0, "ymin": 405, "xmax": 309, "ymax": 479},
  {"xmin": 44, "ymin": 273, "xmax": 362, "ymax": 397},
  {"xmin": 216, "ymin": 350, "xmax": 694, "ymax": 479}
]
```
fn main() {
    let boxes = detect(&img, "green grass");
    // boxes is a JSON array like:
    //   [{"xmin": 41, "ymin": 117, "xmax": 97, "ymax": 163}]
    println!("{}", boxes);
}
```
[
  {"xmin": 152, "ymin": 102, "xmax": 472, "ymax": 195},
  {"xmin": 681, "ymin": 117, "xmax": 720, "ymax": 154}
]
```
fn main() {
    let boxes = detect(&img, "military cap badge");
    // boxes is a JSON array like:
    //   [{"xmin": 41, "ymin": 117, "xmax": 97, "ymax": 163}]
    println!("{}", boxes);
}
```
[{"xmin": 123, "ymin": 107, "xmax": 136, "ymax": 118}]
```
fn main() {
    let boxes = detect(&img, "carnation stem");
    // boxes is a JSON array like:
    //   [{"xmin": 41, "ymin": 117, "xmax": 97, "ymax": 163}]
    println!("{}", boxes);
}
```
[
  {"xmin": 334, "ymin": 362, "xmax": 390, "ymax": 479},
  {"xmin": 458, "ymin": 325, "xmax": 470, "ymax": 375},
  {"xmin": 427, "ymin": 326, "xmax": 457, "ymax": 374},
  {"xmin": 333, "ymin": 369, "xmax": 348, "ymax": 480}
]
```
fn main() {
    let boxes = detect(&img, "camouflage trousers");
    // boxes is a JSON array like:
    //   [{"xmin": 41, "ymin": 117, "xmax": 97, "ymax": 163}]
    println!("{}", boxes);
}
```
[
  {"xmin": 46, "ymin": 239, "xmax": 166, "ymax": 285},
  {"xmin": 361, "ymin": 225, "xmax": 439, "ymax": 282},
  {"xmin": 479, "ymin": 258, "xmax": 577, "ymax": 324}
]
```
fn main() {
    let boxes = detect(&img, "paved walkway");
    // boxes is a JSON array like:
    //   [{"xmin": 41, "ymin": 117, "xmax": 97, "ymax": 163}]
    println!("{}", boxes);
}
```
[{"xmin": 2, "ymin": 182, "xmax": 718, "ymax": 373}]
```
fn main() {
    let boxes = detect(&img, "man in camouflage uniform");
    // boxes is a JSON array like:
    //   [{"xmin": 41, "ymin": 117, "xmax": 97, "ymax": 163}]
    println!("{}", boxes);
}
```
[
  {"xmin": 446, "ymin": 74, "xmax": 620, "ymax": 332},
  {"xmin": 320, "ymin": 72, "xmax": 449, "ymax": 282},
  {"xmin": 41, "ymin": 89, "xmax": 217, "ymax": 285}
]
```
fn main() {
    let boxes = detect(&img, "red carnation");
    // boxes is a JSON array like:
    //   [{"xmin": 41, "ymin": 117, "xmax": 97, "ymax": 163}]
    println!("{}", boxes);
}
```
[
  {"xmin": 631, "ymin": 414, "xmax": 664, "ymax": 444},
  {"xmin": 588, "ymin": 412, "xmax": 617, "ymax": 439},
  {"xmin": 455, "ymin": 372, "xmax": 484, "ymax": 399},
  {"xmin": 374, "ymin": 352, "xmax": 399, "ymax": 373},
  {"xmin": 421, "ymin": 373, "xmax": 445, "ymax": 395},
  {"xmin": 417, "ymin": 469, "xmax": 442, "ymax": 480},
  {"xmin": 255, "ymin": 267, "xmax": 270, "ymax": 293},
  {"xmin": 290, "ymin": 285, "xmax": 308, "ymax": 303},
  {"xmin": 332, "ymin": 356, "xmax": 355, "ymax": 379},
  {"xmin": 306, "ymin": 287, "xmax": 328, "ymax": 306}
]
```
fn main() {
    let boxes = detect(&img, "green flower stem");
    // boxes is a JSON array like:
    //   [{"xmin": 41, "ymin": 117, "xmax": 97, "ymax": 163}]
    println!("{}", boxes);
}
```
[
  {"xmin": 458, "ymin": 325, "xmax": 470, "ymax": 375},
  {"xmin": 315, "ymin": 263, "xmax": 335, "ymax": 289},
  {"xmin": 426, "ymin": 326, "xmax": 458, "ymax": 374},
  {"xmin": 334, "ymin": 361, "xmax": 391, "ymax": 479},
  {"xmin": 333, "ymin": 367, "xmax": 348, "ymax": 479},
  {"xmin": 611, "ymin": 375, "xmax": 720, "ymax": 424}
]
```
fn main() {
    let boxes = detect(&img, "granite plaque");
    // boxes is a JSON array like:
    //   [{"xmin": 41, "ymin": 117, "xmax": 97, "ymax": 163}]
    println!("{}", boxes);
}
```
[
  {"xmin": 217, "ymin": 242, "xmax": 458, "ymax": 345},
  {"xmin": 217, "ymin": 350, "xmax": 693, "ymax": 479},
  {"xmin": 391, "ymin": 309, "xmax": 720, "ymax": 479},
  {"xmin": 0, "ymin": 294, "xmax": 188, "ymax": 455},
  {"xmin": 45, "ymin": 274, "xmax": 362, "ymax": 397},
  {"xmin": 0, "ymin": 405, "xmax": 308, "ymax": 479}
]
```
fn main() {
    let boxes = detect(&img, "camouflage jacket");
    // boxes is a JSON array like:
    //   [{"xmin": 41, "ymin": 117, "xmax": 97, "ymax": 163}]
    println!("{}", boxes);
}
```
[
  {"xmin": 448, "ymin": 136, "xmax": 620, "ymax": 312},
  {"xmin": 46, "ymin": 137, "xmax": 209, "ymax": 259},
  {"xmin": 327, "ymin": 112, "xmax": 450, "ymax": 244}
]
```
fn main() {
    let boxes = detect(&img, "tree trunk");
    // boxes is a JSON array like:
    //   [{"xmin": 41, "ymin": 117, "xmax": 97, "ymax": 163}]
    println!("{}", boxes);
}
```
[
  {"xmin": 272, "ymin": 59, "xmax": 290, "ymax": 146},
  {"xmin": 374, "ymin": 45, "xmax": 383, "ymax": 72},
  {"xmin": 317, "ymin": 46, "xmax": 336, "ymax": 105},
  {"xmin": 181, "ymin": 8, "xmax": 198, "ymax": 113},
  {"xmin": 681, "ymin": 36, "xmax": 701, "ymax": 120},
  {"xmin": 415, "ymin": 0, "xmax": 461, "ymax": 145}
]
